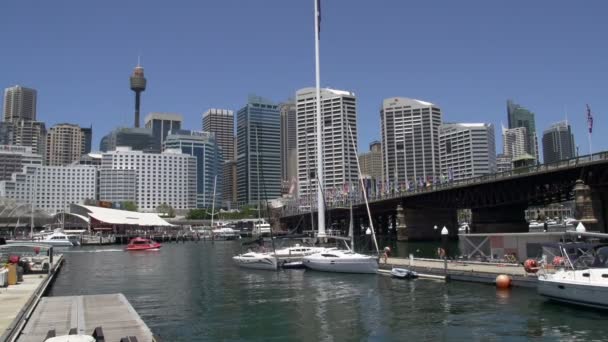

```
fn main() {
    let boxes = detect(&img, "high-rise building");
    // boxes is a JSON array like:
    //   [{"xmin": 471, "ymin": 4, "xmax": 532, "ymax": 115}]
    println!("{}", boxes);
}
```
[
  {"xmin": 542, "ymin": 121, "xmax": 575, "ymax": 164},
  {"xmin": 0, "ymin": 164, "xmax": 97, "ymax": 214},
  {"xmin": 296, "ymin": 88, "xmax": 359, "ymax": 197},
  {"xmin": 0, "ymin": 145, "xmax": 43, "ymax": 181},
  {"xmin": 3, "ymin": 85, "xmax": 37, "ymax": 122},
  {"xmin": 11, "ymin": 120, "xmax": 46, "ymax": 156},
  {"xmin": 236, "ymin": 95, "xmax": 281, "ymax": 205},
  {"xmin": 99, "ymin": 127, "xmax": 156, "ymax": 152},
  {"xmin": 360, "ymin": 141, "xmax": 383, "ymax": 181},
  {"xmin": 0, "ymin": 122, "xmax": 14, "ymax": 145},
  {"xmin": 100, "ymin": 147, "xmax": 196, "ymax": 211},
  {"xmin": 130, "ymin": 63, "xmax": 147, "ymax": 128},
  {"xmin": 81, "ymin": 126, "xmax": 93, "ymax": 154},
  {"xmin": 46, "ymin": 123, "xmax": 89, "ymax": 166},
  {"xmin": 203, "ymin": 109, "xmax": 235, "ymax": 205},
  {"xmin": 164, "ymin": 130, "xmax": 223, "ymax": 208},
  {"xmin": 507, "ymin": 100, "xmax": 538, "ymax": 162},
  {"xmin": 439, "ymin": 123, "xmax": 496, "ymax": 181},
  {"xmin": 144, "ymin": 113, "xmax": 183, "ymax": 152},
  {"xmin": 496, "ymin": 153, "xmax": 512, "ymax": 173},
  {"xmin": 502, "ymin": 126, "xmax": 527, "ymax": 158},
  {"xmin": 280, "ymin": 100, "xmax": 297, "ymax": 184},
  {"xmin": 381, "ymin": 97, "xmax": 442, "ymax": 185}
]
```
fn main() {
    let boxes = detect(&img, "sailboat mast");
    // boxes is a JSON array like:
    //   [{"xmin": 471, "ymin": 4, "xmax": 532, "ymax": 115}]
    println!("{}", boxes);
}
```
[
  {"xmin": 210, "ymin": 175, "xmax": 217, "ymax": 229},
  {"xmin": 30, "ymin": 168, "xmax": 36, "ymax": 240},
  {"xmin": 314, "ymin": 0, "xmax": 326, "ymax": 238}
]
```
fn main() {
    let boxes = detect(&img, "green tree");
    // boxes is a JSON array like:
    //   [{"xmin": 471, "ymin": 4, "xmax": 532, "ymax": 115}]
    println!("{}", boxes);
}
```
[
  {"xmin": 123, "ymin": 201, "xmax": 138, "ymax": 212},
  {"xmin": 156, "ymin": 203, "xmax": 175, "ymax": 217},
  {"xmin": 186, "ymin": 208, "xmax": 209, "ymax": 220}
]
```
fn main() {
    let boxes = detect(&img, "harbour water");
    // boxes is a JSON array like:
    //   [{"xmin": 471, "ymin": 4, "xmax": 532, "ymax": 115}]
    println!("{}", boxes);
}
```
[{"xmin": 50, "ymin": 242, "xmax": 607, "ymax": 341}]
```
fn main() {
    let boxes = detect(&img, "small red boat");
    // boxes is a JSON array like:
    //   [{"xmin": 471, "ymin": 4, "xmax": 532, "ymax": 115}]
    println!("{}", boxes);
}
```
[{"xmin": 126, "ymin": 237, "xmax": 162, "ymax": 251}]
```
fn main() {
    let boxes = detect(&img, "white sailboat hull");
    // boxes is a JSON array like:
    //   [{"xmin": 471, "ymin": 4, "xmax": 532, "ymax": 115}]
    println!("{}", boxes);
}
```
[
  {"xmin": 538, "ymin": 269, "xmax": 608, "ymax": 310},
  {"xmin": 233, "ymin": 253, "xmax": 278, "ymax": 271},
  {"xmin": 303, "ymin": 252, "xmax": 378, "ymax": 274}
]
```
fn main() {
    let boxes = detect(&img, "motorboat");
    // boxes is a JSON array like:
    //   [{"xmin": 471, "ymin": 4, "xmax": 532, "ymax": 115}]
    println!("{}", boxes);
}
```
[
  {"xmin": 211, "ymin": 227, "xmax": 240, "ymax": 240},
  {"xmin": 233, "ymin": 251, "xmax": 278, "ymax": 271},
  {"xmin": 303, "ymin": 250, "xmax": 378, "ymax": 274},
  {"xmin": 38, "ymin": 230, "xmax": 74, "ymax": 247},
  {"xmin": 537, "ymin": 245, "xmax": 608, "ymax": 310},
  {"xmin": 391, "ymin": 267, "xmax": 418, "ymax": 279},
  {"xmin": 126, "ymin": 237, "xmax": 162, "ymax": 251},
  {"xmin": 252, "ymin": 220, "xmax": 271, "ymax": 237}
]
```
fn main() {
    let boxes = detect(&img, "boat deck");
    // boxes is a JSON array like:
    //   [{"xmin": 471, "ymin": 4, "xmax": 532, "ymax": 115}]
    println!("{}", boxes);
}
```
[{"xmin": 17, "ymin": 294, "xmax": 154, "ymax": 342}]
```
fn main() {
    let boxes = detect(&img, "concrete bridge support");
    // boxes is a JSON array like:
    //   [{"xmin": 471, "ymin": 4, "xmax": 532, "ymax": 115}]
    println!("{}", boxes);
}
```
[
  {"xmin": 396, "ymin": 205, "xmax": 458, "ymax": 241},
  {"xmin": 471, "ymin": 204, "xmax": 528, "ymax": 233}
]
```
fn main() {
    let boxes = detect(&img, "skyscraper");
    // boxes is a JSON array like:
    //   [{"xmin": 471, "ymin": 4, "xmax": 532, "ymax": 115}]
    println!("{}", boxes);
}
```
[
  {"xmin": 236, "ymin": 95, "xmax": 281, "ymax": 205},
  {"xmin": 280, "ymin": 99, "xmax": 297, "ymax": 184},
  {"xmin": 3, "ymin": 85, "xmax": 37, "ymax": 122},
  {"xmin": 99, "ymin": 127, "xmax": 156, "ymax": 152},
  {"xmin": 507, "ymin": 100, "xmax": 539, "ymax": 162},
  {"xmin": 203, "ymin": 108, "xmax": 235, "ymax": 205},
  {"xmin": 46, "ymin": 123, "xmax": 89, "ymax": 166},
  {"xmin": 359, "ymin": 141, "xmax": 383, "ymax": 181},
  {"xmin": 502, "ymin": 126, "xmax": 527, "ymax": 158},
  {"xmin": 11, "ymin": 120, "xmax": 46, "ymax": 156},
  {"xmin": 81, "ymin": 126, "xmax": 92, "ymax": 154},
  {"xmin": 130, "ymin": 63, "xmax": 147, "ymax": 128},
  {"xmin": 164, "ymin": 130, "xmax": 223, "ymax": 208},
  {"xmin": 542, "ymin": 121, "xmax": 575, "ymax": 163},
  {"xmin": 296, "ymin": 88, "xmax": 359, "ymax": 197},
  {"xmin": 439, "ymin": 123, "xmax": 496, "ymax": 181},
  {"xmin": 144, "ymin": 112, "xmax": 182, "ymax": 152},
  {"xmin": 381, "ymin": 97, "xmax": 442, "ymax": 185}
]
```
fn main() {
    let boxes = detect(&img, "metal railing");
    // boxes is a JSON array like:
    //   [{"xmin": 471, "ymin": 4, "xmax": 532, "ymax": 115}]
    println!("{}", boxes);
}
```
[{"xmin": 281, "ymin": 151, "xmax": 608, "ymax": 217}]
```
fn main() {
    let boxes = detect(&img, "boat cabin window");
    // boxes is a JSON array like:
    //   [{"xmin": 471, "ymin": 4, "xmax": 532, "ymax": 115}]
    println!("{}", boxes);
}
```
[{"xmin": 321, "ymin": 254, "xmax": 338, "ymax": 258}]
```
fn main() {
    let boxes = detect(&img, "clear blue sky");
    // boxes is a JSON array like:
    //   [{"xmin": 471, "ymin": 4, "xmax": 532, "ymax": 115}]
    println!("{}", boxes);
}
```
[{"xmin": 2, "ymin": 1, "xmax": 607, "ymax": 158}]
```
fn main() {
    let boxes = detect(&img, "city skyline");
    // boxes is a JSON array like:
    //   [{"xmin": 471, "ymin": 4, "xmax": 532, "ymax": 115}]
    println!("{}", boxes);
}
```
[{"xmin": 1, "ymin": 1, "xmax": 606, "ymax": 159}]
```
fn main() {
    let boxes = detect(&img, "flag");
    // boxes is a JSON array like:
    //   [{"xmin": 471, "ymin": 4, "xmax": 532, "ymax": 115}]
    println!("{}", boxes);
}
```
[
  {"xmin": 317, "ymin": 0, "xmax": 321, "ymax": 39},
  {"xmin": 587, "ymin": 104, "xmax": 593, "ymax": 134}
]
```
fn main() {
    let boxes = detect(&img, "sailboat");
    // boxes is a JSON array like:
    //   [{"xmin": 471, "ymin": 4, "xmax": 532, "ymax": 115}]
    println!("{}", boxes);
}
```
[{"xmin": 302, "ymin": 5, "xmax": 379, "ymax": 274}]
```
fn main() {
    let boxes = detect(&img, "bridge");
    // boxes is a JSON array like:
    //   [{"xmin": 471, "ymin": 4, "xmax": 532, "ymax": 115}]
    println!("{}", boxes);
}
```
[{"xmin": 279, "ymin": 152, "xmax": 608, "ymax": 240}]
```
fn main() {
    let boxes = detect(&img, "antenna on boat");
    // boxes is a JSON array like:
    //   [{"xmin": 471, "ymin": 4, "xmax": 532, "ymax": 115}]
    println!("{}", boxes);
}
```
[{"xmin": 346, "ymin": 124, "xmax": 379, "ymax": 255}]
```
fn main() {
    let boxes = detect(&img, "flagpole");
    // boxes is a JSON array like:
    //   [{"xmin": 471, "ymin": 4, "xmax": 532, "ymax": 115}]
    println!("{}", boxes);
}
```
[{"xmin": 314, "ymin": 0, "xmax": 326, "ymax": 238}]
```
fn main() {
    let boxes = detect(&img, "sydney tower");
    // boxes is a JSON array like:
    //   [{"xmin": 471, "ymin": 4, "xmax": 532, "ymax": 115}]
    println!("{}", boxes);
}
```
[{"xmin": 129, "ymin": 62, "xmax": 147, "ymax": 128}]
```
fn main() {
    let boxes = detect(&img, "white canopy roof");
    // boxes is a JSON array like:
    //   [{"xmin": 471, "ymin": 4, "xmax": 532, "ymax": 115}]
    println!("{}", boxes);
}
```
[{"xmin": 81, "ymin": 205, "xmax": 173, "ymax": 227}]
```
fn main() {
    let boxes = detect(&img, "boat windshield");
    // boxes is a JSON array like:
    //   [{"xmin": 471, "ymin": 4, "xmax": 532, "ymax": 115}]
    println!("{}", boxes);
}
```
[
  {"xmin": 591, "ymin": 247, "xmax": 608, "ymax": 268},
  {"xmin": 133, "ymin": 240, "xmax": 149, "ymax": 245}
]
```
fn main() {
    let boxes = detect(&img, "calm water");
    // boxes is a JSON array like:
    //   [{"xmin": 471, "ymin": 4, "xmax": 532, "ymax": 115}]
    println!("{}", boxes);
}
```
[{"xmin": 49, "ymin": 242, "xmax": 607, "ymax": 341}]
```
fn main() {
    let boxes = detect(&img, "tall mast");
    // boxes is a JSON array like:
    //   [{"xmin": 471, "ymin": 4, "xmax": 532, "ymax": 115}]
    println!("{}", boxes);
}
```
[
  {"xmin": 314, "ymin": 0, "xmax": 325, "ymax": 238},
  {"xmin": 210, "ymin": 175, "xmax": 217, "ymax": 229}
]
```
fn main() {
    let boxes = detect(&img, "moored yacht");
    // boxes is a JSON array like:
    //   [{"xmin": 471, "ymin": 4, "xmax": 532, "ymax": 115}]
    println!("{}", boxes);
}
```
[
  {"xmin": 303, "ymin": 249, "xmax": 378, "ymax": 274},
  {"xmin": 39, "ymin": 230, "xmax": 74, "ymax": 247},
  {"xmin": 233, "ymin": 252, "xmax": 278, "ymax": 271}
]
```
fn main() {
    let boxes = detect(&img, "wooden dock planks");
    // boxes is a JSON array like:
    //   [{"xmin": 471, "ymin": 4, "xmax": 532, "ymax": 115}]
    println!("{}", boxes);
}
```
[{"xmin": 18, "ymin": 294, "xmax": 154, "ymax": 342}]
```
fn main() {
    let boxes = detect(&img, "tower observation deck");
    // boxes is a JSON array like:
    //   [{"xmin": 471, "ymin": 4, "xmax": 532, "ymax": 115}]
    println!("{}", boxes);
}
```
[{"xmin": 130, "ymin": 64, "xmax": 147, "ymax": 128}]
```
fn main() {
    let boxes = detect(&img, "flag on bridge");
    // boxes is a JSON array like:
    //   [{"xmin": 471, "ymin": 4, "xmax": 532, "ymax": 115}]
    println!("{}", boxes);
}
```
[{"xmin": 586, "ymin": 104, "xmax": 594, "ymax": 134}]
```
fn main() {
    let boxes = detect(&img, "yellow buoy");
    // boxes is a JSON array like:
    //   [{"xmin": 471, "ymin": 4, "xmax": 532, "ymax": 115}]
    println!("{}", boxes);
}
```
[{"xmin": 495, "ymin": 274, "xmax": 512, "ymax": 289}]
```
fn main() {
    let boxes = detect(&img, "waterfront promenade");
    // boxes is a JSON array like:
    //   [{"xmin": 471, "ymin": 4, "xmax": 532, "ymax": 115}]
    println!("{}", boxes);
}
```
[{"xmin": 0, "ymin": 255, "xmax": 63, "ymax": 341}]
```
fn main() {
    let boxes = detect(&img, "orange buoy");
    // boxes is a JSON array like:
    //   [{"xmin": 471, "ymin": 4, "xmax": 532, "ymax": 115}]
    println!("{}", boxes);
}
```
[
  {"xmin": 495, "ymin": 274, "xmax": 512, "ymax": 289},
  {"xmin": 523, "ymin": 259, "xmax": 538, "ymax": 273},
  {"xmin": 552, "ymin": 256, "xmax": 564, "ymax": 266}
]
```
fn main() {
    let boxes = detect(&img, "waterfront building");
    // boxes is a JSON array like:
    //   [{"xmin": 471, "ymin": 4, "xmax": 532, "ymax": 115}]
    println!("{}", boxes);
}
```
[
  {"xmin": 144, "ymin": 112, "xmax": 182, "ymax": 152},
  {"xmin": 296, "ymin": 88, "xmax": 359, "ymax": 198},
  {"xmin": 3, "ymin": 85, "xmax": 37, "ymax": 122},
  {"xmin": 10, "ymin": 119, "xmax": 47, "ymax": 156},
  {"xmin": 222, "ymin": 160, "xmax": 237, "ymax": 208},
  {"xmin": 381, "ymin": 97, "xmax": 442, "ymax": 185},
  {"xmin": 99, "ymin": 127, "xmax": 156, "ymax": 152},
  {"xmin": 98, "ymin": 169, "xmax": 137, "ymax": 204},
  {"xmin": 542, "ymin": 121, "xmax": 575, "ymax": 164},
  {"xmin": 130, "ymin": 63, "xmax": 147, "ymax": 128},
  {"xmin": 46, "ymin": 123, "xmax": 90, "ymax": 166},
  {"xmin": 439, "ymin": 123, "xmax": 496, "ymax": 181},
  {"xmin": 503, "ymin": 126, "xmax": 527, "ymax": 159},
  {"xmin": 280, "ymin": 99, "xmax": 297, "ymax": 184},
  {"xmin": 77, "ymin": 153, "xmax": 102, "ymax": 166},
  {"xmin": 100, "ymin": 147, "xmax": 196, "ymax": 211},
  {"xmin": 164, "ymin": 130, "xmax": 223, "ymax": 208},
  {"xmin": 0, "ymin": 164, "xmax": 96, "ymax": 214},
  {"xmin": 203, "ymin": 108, "xmax": 235, "ymax": 205},
  {"xmin": 0, "ymin": 122, "xmax": 14, "ymax": 145},
  {"xmin": 496, "ymin": 153, "xmax": 513, "ymax": 173},
  {"xmin": 236, "ymin": 95, "xmax": 281, "ymax": 205},
  {"xmin": 0, "ymin": 145, "xmax": 43, "ymax": 181},
  {"xmin": 507, "ymin": 100, "xmax": 539, "ymax": 162},
  {"xmin": 359, "ymin": 141, "xmax": 383, "ymax": 181}
]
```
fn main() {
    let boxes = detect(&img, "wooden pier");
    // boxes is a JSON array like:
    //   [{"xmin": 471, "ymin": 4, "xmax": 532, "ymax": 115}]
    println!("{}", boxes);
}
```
[{"xmin": 16, "ymin": 294, "xmax": 155, "ymax": 342}]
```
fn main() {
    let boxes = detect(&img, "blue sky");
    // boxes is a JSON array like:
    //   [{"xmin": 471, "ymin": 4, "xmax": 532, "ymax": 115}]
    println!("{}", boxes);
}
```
[{"xmin": 1, "ymin": 1, "xmax": 607, "ymax": 158}]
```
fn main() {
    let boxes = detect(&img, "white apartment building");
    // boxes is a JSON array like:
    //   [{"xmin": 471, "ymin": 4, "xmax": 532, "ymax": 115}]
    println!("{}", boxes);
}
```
[
  {"xmin": 100, "ymin": 147, "xmax": 196, "ymax": 211},
  {"xmin": 0, "ymin": 164, "xmax": 97, "ymax": 214},
  {"xmin": 296, "ymin": 87, "xmax": 359, "ymax": 197},
  {"xmin": 381, "ymin": 97, "xmax": 442, "ymax": 184},
  {"xmin": 439, "ymin": 123, "xmax": 496, "ymax": 181},
  {"xmin": 503, "ymin": 126, "xmax": 527, "ymax": 158},
  {"xmin": 0, "ymin": 145, "xmax": 43, "ymax": 181}
]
